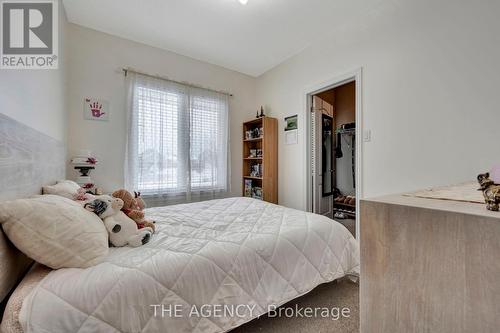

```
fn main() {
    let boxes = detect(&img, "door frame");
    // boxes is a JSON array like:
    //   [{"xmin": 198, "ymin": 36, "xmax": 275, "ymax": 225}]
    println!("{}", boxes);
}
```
[{"xmin": 304, "ymin": 68, "xmax": 363, "ymax": 241}]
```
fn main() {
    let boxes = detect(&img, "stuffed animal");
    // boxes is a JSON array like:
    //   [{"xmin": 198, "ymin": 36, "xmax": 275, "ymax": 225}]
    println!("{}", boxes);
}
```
[
  {"xmin": 134, "ymin": 192, "xmax": 147, "ymax": 210},
  {"xmin": 84, "ymin": 195, "xmax": 153, "ymax": 247},
  {"xmin": 477, "ymin": 172, "xmax": 500, "ymax": 211},
  {"xmin": 73, "ymin": 187, "xmax": 95, "ymax": 202},
  {"xmin": 112, "ymin": 189, "xmax": 156, "ymax": 232}
]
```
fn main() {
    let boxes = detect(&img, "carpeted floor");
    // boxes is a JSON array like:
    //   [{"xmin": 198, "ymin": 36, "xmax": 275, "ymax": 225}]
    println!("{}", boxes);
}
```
[
  {"xmin": 338, "ymin": 218, "xmax": 356, "ymax": 237},
  {"xmin": 232, "ymin": 278, "xmax": 359, "ymax": 333}
]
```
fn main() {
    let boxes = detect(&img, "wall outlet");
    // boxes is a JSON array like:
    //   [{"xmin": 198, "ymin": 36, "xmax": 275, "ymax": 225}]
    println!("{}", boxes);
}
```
[{"xmin": 363, "ymin": 129, "xmax": 372, "ymax": 142}]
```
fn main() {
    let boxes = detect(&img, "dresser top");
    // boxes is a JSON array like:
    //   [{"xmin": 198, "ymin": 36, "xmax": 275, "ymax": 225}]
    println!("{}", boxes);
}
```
[{"xmin": 362, "ymin": 194, "xmax": 500, "ymax": 219}]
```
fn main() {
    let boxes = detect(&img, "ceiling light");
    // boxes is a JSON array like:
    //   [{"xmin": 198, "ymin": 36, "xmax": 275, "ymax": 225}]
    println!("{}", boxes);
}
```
[{"xmin": 238, "ymin": 0, "xmax": 248, "ymax": 5}]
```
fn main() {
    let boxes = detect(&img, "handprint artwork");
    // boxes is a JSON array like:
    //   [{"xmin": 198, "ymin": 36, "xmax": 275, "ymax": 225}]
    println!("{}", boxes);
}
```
[
  {"xmin": 90, "ymin": 102, "xmax": 105, "ymax": 118},
  {"xmin": 84, "ymin": 98, "xmax": 109, "ymax": 121}
]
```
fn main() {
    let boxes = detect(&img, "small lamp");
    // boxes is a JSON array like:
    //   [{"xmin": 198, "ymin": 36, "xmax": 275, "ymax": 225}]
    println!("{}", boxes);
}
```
[{"xmin": 71, "ymin": 150, "xmax": 98, "ymax": 193}]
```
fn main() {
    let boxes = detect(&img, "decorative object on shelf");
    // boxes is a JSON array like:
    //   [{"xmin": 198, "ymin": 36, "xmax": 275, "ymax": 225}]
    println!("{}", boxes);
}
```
[
  {"xmin": 250, "ymin": 164, "xmax": 262, "ymax": 178},
  {"xmin": 249, "ymin": 149, "xmax": 257, "ymax": 158},
  {"xmin": 84, "ymin": 98, "xmax": 109, "ymax": 121},
  {"xmin": 284, "ymin": 115, "xmax": 298, "ymax": 131},
  {"xmin": 71, "ymin": 150, "xmax": 98, "ymax": 193},
  {"xmin": 256, "ymin": 106, "xmax": 265, "ymax": 118},
  {"xmin": 252, "ymin": 187, "xmax": 263, "ymax": 200},
  {"xmin": 245, "ymin": 127, "xmax": 264, "ymax": 140},
  {"xmin": 256, "ymin": 149, "xmax": 263, "ymax": 158},
  {"xmin": 477, "ymin": 172, "xmax": 500, "ymax": 211}
]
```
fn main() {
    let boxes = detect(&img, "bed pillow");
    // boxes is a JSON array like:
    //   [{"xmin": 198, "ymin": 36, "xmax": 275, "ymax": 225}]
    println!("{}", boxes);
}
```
[
  {"xmin": 0, "ymin": 195, "xmax": 108, "ymax": 269},
  {"xmin": 42, "ymin": 180, "xmax": 81, "ymax": 199}
]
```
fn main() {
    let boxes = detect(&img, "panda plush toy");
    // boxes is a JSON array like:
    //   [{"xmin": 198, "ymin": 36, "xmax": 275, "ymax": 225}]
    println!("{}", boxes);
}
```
[{"xmin": 84, "ymin": 195, "xmax": 153, "ymax": 247}]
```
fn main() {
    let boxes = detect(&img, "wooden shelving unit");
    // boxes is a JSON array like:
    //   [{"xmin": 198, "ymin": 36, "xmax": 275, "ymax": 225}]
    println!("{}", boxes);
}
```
[
  {"xmin": 333, "ymin": 201, "xmax": 356, "ymax": 218},
  {"xmin": 242, "ymin": 117, "xmax": 278, "ymax": 203}
]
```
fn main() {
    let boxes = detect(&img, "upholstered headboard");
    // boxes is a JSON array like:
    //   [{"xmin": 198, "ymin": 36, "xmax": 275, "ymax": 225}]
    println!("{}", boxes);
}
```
[{"xmin": 0, "ymin": 113, "xmax": 65, "ymax": 308}]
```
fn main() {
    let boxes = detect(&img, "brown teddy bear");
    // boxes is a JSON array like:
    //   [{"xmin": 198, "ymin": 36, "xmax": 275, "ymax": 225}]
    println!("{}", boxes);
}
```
[{"xmin": 112, "ymin": 189, "xmax": 156, "ymax": 232}]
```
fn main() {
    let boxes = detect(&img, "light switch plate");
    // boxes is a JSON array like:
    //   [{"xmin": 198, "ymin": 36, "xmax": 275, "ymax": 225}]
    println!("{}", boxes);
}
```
[{"xmin": 363, "ymin": 129, "xmax": 371, "ymax": 142}]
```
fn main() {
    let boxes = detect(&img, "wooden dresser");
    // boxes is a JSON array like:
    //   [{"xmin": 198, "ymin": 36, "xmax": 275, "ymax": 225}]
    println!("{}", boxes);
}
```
[{"xmin": 360, "ymin": 195, "xmax": 500, "ymax": 333}]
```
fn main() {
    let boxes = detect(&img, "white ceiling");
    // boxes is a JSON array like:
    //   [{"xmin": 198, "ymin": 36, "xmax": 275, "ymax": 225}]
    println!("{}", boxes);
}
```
[{"xmin": 62, "ymin": 0, "xmax": 380, "ymax": 77}]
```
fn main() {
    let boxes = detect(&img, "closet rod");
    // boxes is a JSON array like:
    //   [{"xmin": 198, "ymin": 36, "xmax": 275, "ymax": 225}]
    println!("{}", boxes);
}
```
[{"xmin": 122, "ymin": 68, "xmax": 234, "ymax": 97}]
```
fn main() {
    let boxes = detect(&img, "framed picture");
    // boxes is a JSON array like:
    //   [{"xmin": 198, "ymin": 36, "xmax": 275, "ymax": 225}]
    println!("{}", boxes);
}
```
[
  {"xmin": 284, "ymin": 115, "xmax": 298, "ymax": 131},
  {"xmin": 285, "ymin": 130, "xmax": 298, "ymax": 145},
  {"xmin": 84, "ymin": 98, "xmax": 109, "ymax": 121}
]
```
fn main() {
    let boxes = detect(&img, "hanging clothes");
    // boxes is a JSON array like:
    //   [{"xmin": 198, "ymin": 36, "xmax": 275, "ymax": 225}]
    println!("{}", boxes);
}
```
[
  {"xmin": 335, "ymin": 125, "xmax": 356, "ymax": 196},
  {"xmin": 335, "ymin": 132, "xmax": 343, "ymax": 158}
]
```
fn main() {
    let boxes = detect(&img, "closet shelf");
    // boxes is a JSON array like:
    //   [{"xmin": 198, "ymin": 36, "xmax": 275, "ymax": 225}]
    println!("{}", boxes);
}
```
[
  {"xmin": 336, "ymin": 128, "xmax": 355, "ymax": 135},
  {"xmin": 334, "ymin": 202, "xmax": 356, "ymax": 208},
  {"xmin": 333, "ymin": 208, "xmax": 356, "ymax": 218}
]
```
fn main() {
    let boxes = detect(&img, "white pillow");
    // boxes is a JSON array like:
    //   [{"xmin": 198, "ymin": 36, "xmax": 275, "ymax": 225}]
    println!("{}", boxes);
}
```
[
  {"xmin": 0, "ymin": 195, "xmax": 108, "ymax": 269},
  {"xmin": 42, "ymin": 180, "xmax": 81, "ymax": 199}
]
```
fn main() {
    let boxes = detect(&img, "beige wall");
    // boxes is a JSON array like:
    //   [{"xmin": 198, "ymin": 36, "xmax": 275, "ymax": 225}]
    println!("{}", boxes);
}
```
[
  {"xmin": 256, "ymin": 0, "xmax": 500, "ymax": 210},
  {"xmin": 66, "ymin": 24, "xmax": 256, "ymax": 195},
  {"xmin": 6, "ymin": 0, "xmax": 498, "ymax": 212},
  {"xmin": 0, "ymin": 0, "xmax": 68, "ymax": 141}
]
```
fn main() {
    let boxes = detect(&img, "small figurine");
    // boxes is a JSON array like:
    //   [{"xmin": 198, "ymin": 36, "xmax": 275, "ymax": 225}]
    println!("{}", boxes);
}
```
[
  {"xmin": 477, "ymin": 172, "xmax": 500, "ymax": 211},
  {"xmin": 256, "ymin": 110, "xmax": 259, "ymax": 118},
  {"xmin": 260, "ymin": 106, "xmax": 265, "ymax": 118}
]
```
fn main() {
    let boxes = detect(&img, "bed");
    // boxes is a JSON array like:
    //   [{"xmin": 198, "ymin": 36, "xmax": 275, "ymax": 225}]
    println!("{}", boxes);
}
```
[{"xmin": 0, "ymin": 115, "xmax": 359, "ymax": 333}]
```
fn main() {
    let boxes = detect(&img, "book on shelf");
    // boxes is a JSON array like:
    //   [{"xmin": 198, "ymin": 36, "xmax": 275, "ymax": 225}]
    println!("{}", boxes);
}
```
[{"xmin": 244, "ymin": 179, "xmax": 252, "ymax": 197}]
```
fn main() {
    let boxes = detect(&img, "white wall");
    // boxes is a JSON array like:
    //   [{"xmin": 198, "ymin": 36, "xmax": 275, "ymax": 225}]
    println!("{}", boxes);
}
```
[
  {"xmin": 256, "ymin": 0, "xmax": 500, "ymax": 210},
  {"xmin": 66, "ymin": 24, "xmax": 256, "ymax": 195},
  {"xmin": 0, "ymin": 0, "xmax": 67, "ymax": 141}
]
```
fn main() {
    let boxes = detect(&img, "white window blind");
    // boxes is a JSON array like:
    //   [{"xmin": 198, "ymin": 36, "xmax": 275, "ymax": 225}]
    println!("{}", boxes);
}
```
[{"xmin": 125, "ymin": 72, "xmax": 229, "ymax": 201}]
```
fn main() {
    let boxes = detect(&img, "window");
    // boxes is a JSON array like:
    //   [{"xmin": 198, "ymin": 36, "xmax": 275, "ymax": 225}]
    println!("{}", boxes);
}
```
[{"xmin": 125, "ymin": 73, "xmax": 229, "ymax": 198}]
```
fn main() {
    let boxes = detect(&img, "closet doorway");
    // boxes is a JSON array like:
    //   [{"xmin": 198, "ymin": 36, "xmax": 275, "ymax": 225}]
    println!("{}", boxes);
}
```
[{"xmin": 305, "ymin": 69, "xmax": 362, "ymax": 239}]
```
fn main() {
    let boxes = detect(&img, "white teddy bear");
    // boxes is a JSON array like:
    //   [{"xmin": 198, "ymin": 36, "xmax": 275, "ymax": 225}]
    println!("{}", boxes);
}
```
[{"xmin": 84, "ymin": 195, "xmax": 153, "ymax": 247}]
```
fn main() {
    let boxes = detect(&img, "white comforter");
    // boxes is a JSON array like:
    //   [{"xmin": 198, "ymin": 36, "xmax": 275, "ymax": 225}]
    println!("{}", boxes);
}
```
[{"xmin": 20, "ymin": 198, "xmax": 359, "ymax": 333}]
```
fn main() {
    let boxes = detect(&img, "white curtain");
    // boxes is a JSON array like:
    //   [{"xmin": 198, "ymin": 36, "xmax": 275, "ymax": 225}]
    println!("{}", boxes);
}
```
[{"xmin": 125, "ymin": 72, "xmax": 229, "ymax": 205}]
